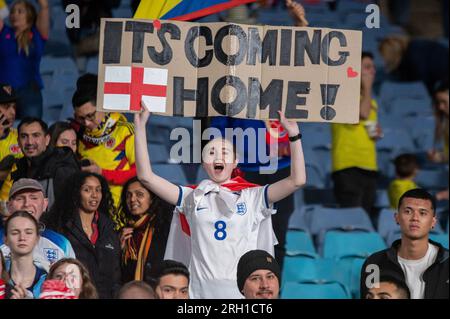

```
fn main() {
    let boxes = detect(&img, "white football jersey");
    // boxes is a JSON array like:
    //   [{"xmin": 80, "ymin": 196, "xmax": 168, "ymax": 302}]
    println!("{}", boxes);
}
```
[
  {"xmin": 173, "ymin": 179, "xmax": 277, "ymax": 299},
  {"xmin": 0, "ymin": 228, "xmax": 76, "ymax": 272}
]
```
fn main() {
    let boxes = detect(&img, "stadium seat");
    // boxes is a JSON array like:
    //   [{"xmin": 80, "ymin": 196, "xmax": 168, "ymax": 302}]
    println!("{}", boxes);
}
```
[
  {"xmin": 323, "ymin": 231, "xmax": 387, "ymax": 260},
  {"xmin": 286, "ymin": 230, "xmax": 316, "ymax": 255},
  {"xmin": 388, "ymin": 98, "xmax": 433, "ymax": 117},
  {"xmin": 416, "ymin": 168, "xmax": 449, "ymax": 190},
  {"xmin": 305, "ymin": 163, "xmax": 325, "ymax": 189},
  {"xmin": 406, "ymin": 116, "xmax": 436, "ymax": 151},
  {"xmin": 307, "ymin": 206, "xmax": 375, "ymax": 238},
  {"xmin": 282, "ymin": 254, "xmax": 347, "ymax": 286},
  {"xmin": 429, "ymin": 234, "xmax": 449, "ymax": 249},
  {"xmin": 377, "ymin": 208, "xmax": 398, "ymax": 240},
  {"xmin": 374, "ymin": 189, "xmax": 390, "ymax": 209},
  {"xmin": 376, "ymin": 129, "xmax": 416, "ymax": 154},
  {"xmin": 148, "ymin": 143, "xmax": 170, "ymax": 163},
  {"xmin": 152, "ymin": 163, "xmax": 188, "ymax": 186},
  {"xmin": 281, "ymin": 281, "xmax": 351, "ymax": 299},
  {"xmin": 379, "ymin": 81, "xmax": 430, "ymax": 110},
  {"xmin": 386, "ymin": 224, "xmax": 445, "ymax": 246}
]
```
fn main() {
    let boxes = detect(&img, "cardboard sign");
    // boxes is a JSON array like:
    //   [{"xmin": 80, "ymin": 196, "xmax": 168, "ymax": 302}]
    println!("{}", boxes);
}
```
[{"xmin": 97, "ymin": 18, "xmax": 362, "ymax": 123}]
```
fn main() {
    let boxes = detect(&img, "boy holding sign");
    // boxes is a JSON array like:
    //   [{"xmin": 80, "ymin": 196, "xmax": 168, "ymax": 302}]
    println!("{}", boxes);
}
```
[{"xmin": 134, "ymin": 109, "xmax": 306, "ymax": 299}]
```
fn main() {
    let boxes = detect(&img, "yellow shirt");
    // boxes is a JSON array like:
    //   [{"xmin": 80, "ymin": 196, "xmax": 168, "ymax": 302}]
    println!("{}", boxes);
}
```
[
  {"xmin": 78, "ymin": 119, "xmax": 136, "ymax": 211},
  {"xmin": 0, "ymin": 129, "xmax": 23, "ymax": 201},
  {"xmin": 388, "ymin": 179, "xmax": 418, "ymax": 209},
  {"xmin": 331, "ymin": 99, "xmax": 378, "ymax": 172}
]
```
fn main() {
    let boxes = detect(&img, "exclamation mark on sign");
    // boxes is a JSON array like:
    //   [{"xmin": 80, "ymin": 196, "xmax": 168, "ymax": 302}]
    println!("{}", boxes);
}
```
[{"xmin": 320, "ymin": 84, "xmax": 340, "ymax": 121}]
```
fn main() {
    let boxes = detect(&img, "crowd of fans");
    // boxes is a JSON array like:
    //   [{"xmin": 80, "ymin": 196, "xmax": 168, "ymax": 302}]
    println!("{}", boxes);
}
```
[{"xmin": 0, "ymin": 0, "xmax": 448, "ymax": 300}]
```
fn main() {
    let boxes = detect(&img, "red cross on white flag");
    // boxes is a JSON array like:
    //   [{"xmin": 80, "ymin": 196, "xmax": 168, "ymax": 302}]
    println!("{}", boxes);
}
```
[{"xmin": 103, "ymin": 66, "xmax": 168, "ymax": 112}]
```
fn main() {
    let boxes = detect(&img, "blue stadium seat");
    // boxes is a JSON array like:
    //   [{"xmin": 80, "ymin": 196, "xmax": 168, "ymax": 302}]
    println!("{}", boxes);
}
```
[
  {"xmin": 288, "ymin": 205, "xmax": 318, "ymax": 231},
  {"xmin": 305, "ymin": 163, "xmax": 326, "ymax": 189},
  {"xmin": 323, "ymin": 231, "xmax": 387, "ymax": 260},
  {"xmin": 376, "ymin": 129, "xmax": 416, "ymax": 154},
  {"xmin": 429, "ymin": 234, "xmax": 449, "ymax": 249},
  {"xmin": 148, "ymin": 143, "xmax": 170, "ymax": 163},
  {"xmin": 386, "ymin": 225, "xmax": 445, "ymax": 246},
  {"xmin": 152, "ymin": 163, "xmax": 188, "ymax": 186},
  {"xmin": 377, "ymin": 208, "xmax": 398, "ymax": 240},
  {"xmin": 286, "ymin": 230, "xmax": 316, "ymax": 255},
  {"xmin": 282, "ymin": 255, "xmax": 347, "ymax": 286},
  {"xmin": 307, "ymin": 206, "xmax": 375, "ymax": 238},
  {"xmin": 416, "ymin": 168, "xmax": 449, "ymax": 190},
  {"xmin": 374, "ymin": 189, "xmax": 390, "ymax": 209},
  {"xmin": 281, "ymin": 281, "xmax": 351, "ymax": 299},
  {"xmin": 406, "ymin": 116, "xmax": 436, "ymax": 151},
  {"xmin": 379, "ymin": 81, "xmax": 430, "ymax": 111},
  {"xmin": 388, "ymin": 98, "xmax": 433, "ymax": 117}
]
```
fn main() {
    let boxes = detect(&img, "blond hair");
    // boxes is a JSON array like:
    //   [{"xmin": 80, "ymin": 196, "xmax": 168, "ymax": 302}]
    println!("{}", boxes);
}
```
[{"xmin": 379, "ymin": 35, "xmax": 410, "ymax": 72}]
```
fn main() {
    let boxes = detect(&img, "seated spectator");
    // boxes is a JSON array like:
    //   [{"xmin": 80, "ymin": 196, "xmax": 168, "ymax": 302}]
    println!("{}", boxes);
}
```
[
  {"xmin": 71, "ymin": 74, "xmax": 136, "ymax": 226},
  {"xmin": 429, "ymin": 80, "xmax": 449, "ymax": 164},
  {"xmin": 148, "ymin": 260, "xmax": 189, "ymax": 300},
  {"xmin": 0, "ymin": 117, "xmax": 80, "ymax": 206},
  {"xmin": 120, "ymin": 177, "xmax": 173, "ymax": 284},
  {"xmin": 3, "ymin": 210, "xmax": 47, "ymax": 299},
  {"xmin": 117, "ymin": 280, "xmax": 156, "ymax": 299},
  {"xmin": 365, "ymin": 274, "xmax": 411, "ymax": 299},
  {"xmin": 49, "ymin": 172, "xmax": 121, "ymax": 299},
  {"xmin": 49, "ymin": 121, "xmax": 78, "ymax": 154},
  {"xmin": 0, "ymin": 0, "xmax": 49, "ymax": 119},
  {"xmin": 1, "ymin": 178, "xmax": 76, "ymax": 271},
  {"xmin": 236, "ymin": 250, "xmax": 281, "ymax": 300},
  {"xmin": 47, "ymin": 258, "xmax": 98, "ymax": 299},
  {"xmin": 388, "ymin": 154, "xmax": 419, "ymax": 209},
  {"xmin": 0, "ymin": 84, "xmax": 22, "ymax": 186},
  {"xmin": 379, "ymin": 35, "xmax": 449, "ymax": 93},
  {"xmin": 361, "ymin": 189, "xmax": 449, "ymax": 299}
]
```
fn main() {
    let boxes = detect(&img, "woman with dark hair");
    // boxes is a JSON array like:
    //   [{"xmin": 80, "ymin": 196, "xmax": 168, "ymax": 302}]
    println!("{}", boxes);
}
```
[
  {"xmin": 47, "ymin": 258, "xmax": 98, "ymax": 299},
  {"xmin": 0, "ymin": 0, "xmax": 50, "ymax": 119},
  {"xmin": 49, "ymin": 172, "xmax": 121, "ymax": 299},
  {"xmin": 120, "ymin": 177, "xmax": 174, "ymax": 284},
  {"xmin": 3, "ymin": 210, "xmax": 47, "ymax": 299},
  {"xmin": 48, "ymin": 121, "xmax": 78, "ymax": 154}
]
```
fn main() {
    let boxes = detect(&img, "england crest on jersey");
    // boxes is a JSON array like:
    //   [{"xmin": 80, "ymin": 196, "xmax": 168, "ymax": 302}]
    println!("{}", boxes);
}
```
[
  {"xmin": 44, "ymin": 248, "xmax": 59, "ymax": 263},
  {"xmin": 236, "ymin": 202, "xmax": 247, "ymax": 216}
]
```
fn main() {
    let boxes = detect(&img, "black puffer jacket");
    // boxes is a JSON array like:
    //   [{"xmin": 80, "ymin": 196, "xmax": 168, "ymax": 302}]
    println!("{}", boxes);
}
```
[
  {"xmin": 360, "ymin": 239, "xmax": 449, "ymax": 299},
  {"xmin": 63, "ymin": 213, "xmax": 122, "ymax": 299},
  {"xmin": 12, "ymin": 146, "xmax": 80, "ymax": 207}
]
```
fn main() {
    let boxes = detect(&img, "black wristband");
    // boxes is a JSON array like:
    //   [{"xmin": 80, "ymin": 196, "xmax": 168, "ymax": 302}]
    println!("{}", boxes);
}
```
[{"xmin": 288, "ymin": 133, "xmax": 302, "ymax": 142}]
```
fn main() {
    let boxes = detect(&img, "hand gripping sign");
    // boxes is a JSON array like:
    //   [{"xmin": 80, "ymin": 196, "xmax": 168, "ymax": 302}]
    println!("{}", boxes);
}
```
[{"xmin": 97, "ymin": 19, "xmax": 362, "ymax": 123}]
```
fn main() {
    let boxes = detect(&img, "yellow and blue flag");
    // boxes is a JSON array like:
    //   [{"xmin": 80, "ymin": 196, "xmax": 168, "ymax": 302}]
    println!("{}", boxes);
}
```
[{"xmin": 134, "ymin": 0, "xmax": 258, "ymax": 21}]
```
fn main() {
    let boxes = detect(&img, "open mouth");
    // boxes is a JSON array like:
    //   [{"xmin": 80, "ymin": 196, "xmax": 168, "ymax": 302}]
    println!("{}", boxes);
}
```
[{"xmin": 213, "ymin": 163, "xmax": 224, "ymax": 174}]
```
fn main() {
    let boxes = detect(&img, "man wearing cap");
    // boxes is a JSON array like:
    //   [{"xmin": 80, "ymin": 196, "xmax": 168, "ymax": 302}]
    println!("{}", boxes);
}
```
[
  {"xmin": 0, "ymin": 178, "xmax": 76, "ymax": 271},
  {"xmin": 236, "ymin": 250, "xmax": 281, "ymax": 299},
  {"xmin": 0, "ymin": 84, "xmax": 22, "ymax": 185}
]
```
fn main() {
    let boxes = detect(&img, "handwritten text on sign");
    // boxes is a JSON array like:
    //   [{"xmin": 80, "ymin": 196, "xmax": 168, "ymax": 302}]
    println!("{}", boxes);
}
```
[{"xmin": 97, "ymin": 19, "xmax": 362, "ymax": 123}]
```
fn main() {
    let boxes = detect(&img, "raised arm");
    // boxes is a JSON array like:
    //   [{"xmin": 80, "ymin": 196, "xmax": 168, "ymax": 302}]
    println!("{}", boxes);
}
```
[
  {"xmin": 267, "ymin": 111, "xmax": 306, "ymax": 203},
  {"xmin": 134, "ymin": 110, "xmax": 180, "ymax": 205},
  {"xmin": 36, "ymin": 0, "xmax": 50, "ymax": 39}
]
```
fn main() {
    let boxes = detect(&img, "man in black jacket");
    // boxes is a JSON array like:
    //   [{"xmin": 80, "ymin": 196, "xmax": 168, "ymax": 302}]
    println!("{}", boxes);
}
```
[
  {"xmin": 11, "ymin": 117, "xmax": 80, "ymax": 207},
  {"xmin": 361, "ymin": 189, "xmax": 449, "ymax": 299}
]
